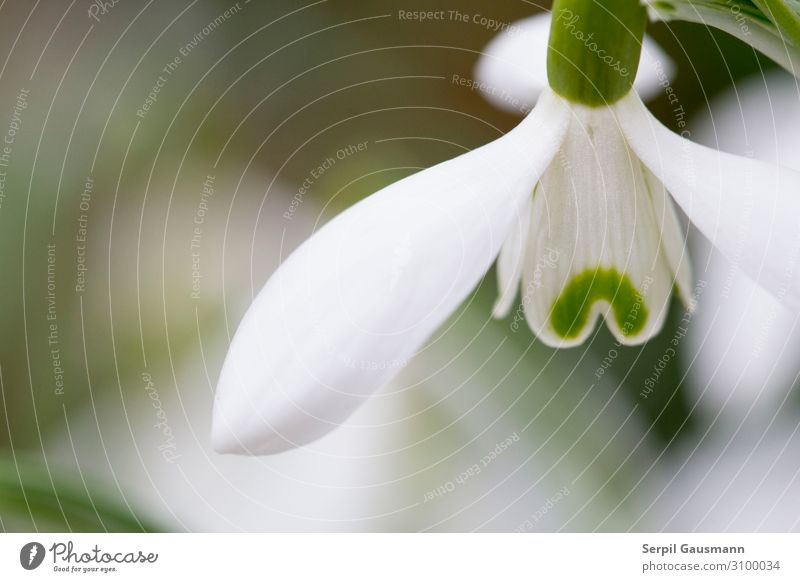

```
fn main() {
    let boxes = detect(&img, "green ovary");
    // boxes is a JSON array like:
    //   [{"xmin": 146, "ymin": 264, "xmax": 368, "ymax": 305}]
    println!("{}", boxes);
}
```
[
  {"xmin": 547, "ymin": 0, "xmax": 647, "ymax": 106},
  {"xmin": 550, "ymin": 267, "xmax": 648, "ymax": 339}
]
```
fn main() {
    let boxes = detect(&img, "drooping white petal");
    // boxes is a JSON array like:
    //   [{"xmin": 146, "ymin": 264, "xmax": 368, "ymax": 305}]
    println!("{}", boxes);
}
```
[
  {"xmin": 615, "ymin": 90, "xmax": 800, "ymax": 312},
  {"xmin": 212, "ymin": 89, "xmax": 570, "ymax": 455},
  {"xmin": 492, "ymin": 195, "xmax": 531, "ymax": 318},
  {"xmin": 522, "ymin": 105, "xmax": 674, "ymax": 347},
  {"xmin": 474, "ymin": 12, "xmax": 674, "ymax": 115},
  {"xmin": 684, "ymin": 71, "xmax": 800, "ymax": 413}
]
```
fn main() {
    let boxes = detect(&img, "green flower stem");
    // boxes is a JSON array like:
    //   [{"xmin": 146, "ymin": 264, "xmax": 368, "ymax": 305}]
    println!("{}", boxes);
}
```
[{"xmin": 547, "ymin": 0, "xmax": 647, "ymax": 106}]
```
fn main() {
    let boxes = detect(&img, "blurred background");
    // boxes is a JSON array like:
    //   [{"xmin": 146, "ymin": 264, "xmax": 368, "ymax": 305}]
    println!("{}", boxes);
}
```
[{"xmin": 0, "ymin": 0, "xmax": 798, "ymax": 532}]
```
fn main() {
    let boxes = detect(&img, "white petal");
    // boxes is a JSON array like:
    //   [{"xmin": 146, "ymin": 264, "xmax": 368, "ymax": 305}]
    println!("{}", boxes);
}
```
[
  {"xmin": 523, "ymin": 105, "xmax": 674, "ymax": 347},
  {"xmin": 474, "ymin": 13, "xmax": 550, "ymax": 115},
  {"xmin": 474, "ymin": 12, "xmax": 674, "ymax": 115},
  {"xmin": 637, "ymin": 38, "xmax": 677, "ymax": 100},
  {"xmin": 685, "ymin": 71, "xmax": 800, "ymax": 413},
  {"xmin": 212, "ymin": 89, "xmax": 570, "ymax": 455},
  {"xmin": 642, "ymin": 166, "xmax": 693, "ymax": 306},
  {"xmin": 616, "ymin": 91, "xmax": 800, "ymax": 312},
  {"xmin": 492, "ymin": 195, "xmax": 531, "ymax": 318}
]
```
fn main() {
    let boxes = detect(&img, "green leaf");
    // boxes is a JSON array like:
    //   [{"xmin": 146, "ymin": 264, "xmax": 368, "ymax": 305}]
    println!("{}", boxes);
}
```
[
  {"xmin": 648, "ymin": 0, "xmax": 800, "ymax": 75},
  {"xmin": 752, "ymin": 0, "xmax": 800, "ymax": 46},
  {"xmin": 0, "ymin": 456, "xmax": 161, "ymax": 532}
]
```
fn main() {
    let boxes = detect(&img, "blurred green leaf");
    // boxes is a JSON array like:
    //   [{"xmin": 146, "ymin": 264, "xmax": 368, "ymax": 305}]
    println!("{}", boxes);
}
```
[
  {"xmin": 752, "ymin": 0, "xmax": 800, "ymax": 45},
  {"xmin": 0, "ymin": 456, "xmax": 160, "ymax": 532},
  {"xmin": 651, "ymin": 0, "xmax": 800, "ymax": 73}
]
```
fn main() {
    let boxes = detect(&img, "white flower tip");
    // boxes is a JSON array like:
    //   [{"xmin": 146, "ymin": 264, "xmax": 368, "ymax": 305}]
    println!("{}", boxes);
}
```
[
  {"xmin": 211, "ymin": 396, "xmax": 299, "ymax": 456},
  {"xmin": 210, "ymin": 419, "xmax": 253, "ymax": 455},
  {"xmin": 491, "ymin": 299, "xmax": 513, "ymax": 320},
  {"xmin": 210, "ymin": 312, "xmax": 348, "ymax": 457},
  {"xmin": 211, "ymin": 355, "xmax": 360, "ymax": 456}
]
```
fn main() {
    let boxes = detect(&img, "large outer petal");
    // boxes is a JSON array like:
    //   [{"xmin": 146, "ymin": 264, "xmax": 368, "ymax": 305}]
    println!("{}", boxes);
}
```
[
  {"xmin": 615, "ymin": 91, "xmax": 800, "ymax": 311},
  {"xmin": 474, "ymin": 12, "xmax": 674, "ymax": 115},
  {"xmin": 684, "ymin": 71, "xmax": 800, "ymax": 413},
  {"xmin": 212, "ymin": 89, "xmax": 570, "ymax": 455}
]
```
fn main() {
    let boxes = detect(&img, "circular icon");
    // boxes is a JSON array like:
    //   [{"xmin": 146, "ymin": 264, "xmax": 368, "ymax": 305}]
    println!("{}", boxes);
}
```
[{"xmin": 19, "ymin": 542, "xmax": 46, "ymax": 570}]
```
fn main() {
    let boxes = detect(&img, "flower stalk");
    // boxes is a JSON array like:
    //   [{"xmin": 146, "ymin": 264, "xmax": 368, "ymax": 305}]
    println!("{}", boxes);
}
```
[{"xmin": 547, "ymin": 0, "xmax": 647, "ymax": 105}]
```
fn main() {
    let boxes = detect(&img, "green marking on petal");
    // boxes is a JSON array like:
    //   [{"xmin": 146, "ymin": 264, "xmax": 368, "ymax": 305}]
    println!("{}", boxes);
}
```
[{"xmin": 550, "ymin": 267, "xmax": 649, "ymax": 339}]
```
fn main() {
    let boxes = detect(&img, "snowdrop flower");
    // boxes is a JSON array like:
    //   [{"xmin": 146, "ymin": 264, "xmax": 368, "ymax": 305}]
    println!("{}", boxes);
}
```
[
  {"xmin": 213, "ymin": 0, "xmax": 800, "ymax": 454},
  {"xmin": 475, "ymin": 11, "xmax": 675, "ymax": 113}
]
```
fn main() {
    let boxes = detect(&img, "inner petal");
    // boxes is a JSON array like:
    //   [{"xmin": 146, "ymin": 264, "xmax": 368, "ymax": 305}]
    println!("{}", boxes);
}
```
[
  {"xmin": 522, "ymin": 105, "xmax": 674, "ymax": 347},
  {"xmin": 493, "ymin": 194, "xmax": 532, "ymax": 318}
]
